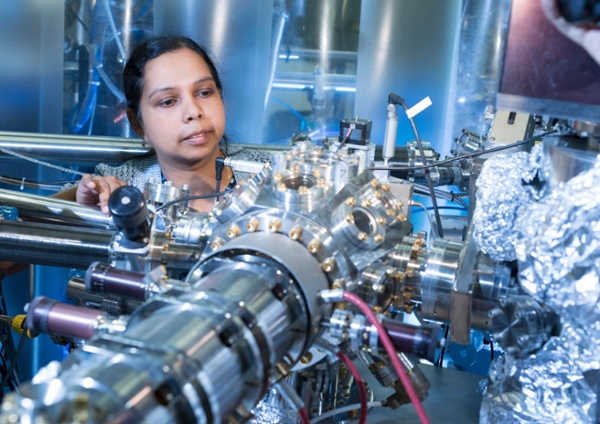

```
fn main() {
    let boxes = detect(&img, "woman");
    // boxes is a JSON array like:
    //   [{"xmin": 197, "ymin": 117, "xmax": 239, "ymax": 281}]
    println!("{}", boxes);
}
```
[{"xmin": 57, "ymin": 35, "xmax": 270, "ymax": 212}]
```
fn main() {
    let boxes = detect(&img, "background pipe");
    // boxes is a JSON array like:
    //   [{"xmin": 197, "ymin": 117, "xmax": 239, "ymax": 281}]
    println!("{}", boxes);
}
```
[{"xmin": 0, "ymin": 221, "xmax": 113, "ymax": 269}]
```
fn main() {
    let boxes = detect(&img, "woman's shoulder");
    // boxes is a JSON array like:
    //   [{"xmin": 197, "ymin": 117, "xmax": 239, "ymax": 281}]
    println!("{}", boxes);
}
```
[
  {"xmin": 95, "ymin": 155, "xmax": 162, "ymax": 190},
  {"xmin": 225, "ymin": 145, "xmax": 272, "ymax": 163}
]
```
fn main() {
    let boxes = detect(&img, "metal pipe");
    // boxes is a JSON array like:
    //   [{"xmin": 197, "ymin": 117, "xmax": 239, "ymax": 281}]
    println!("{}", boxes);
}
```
[
  {"xmin": 85, "ymin": 262, "xmax": 147, "ymax": 300},
  {"xmin": 0, "ymin": 221, "xmax": 113, "ymax": 269},
  {"xmin": 0, "ymin": 131, "xmax": 150, "ymax": 164},
  {"xmin": 0, "ymin": 187, "xmax": 114, "ymax": 229},
  {"xmin": 26, "ymin": 296, "xmax": 103, "ymax": 340}
]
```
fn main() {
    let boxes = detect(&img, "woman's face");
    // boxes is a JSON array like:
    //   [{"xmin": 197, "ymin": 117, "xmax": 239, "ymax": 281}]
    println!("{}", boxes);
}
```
[{"xmin": 130, "ymin": 47, "xmax": 226, "ymax": 169}]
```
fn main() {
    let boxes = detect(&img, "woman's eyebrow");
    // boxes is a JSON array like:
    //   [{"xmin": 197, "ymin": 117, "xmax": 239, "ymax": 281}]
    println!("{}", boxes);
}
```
[
  {"xmin": 192, "ymin": 77, "xmax": 215, "ymax": 86},
  {"xmin": 148, "ymin": 77, "xmax": 215, "ymax": 100}
]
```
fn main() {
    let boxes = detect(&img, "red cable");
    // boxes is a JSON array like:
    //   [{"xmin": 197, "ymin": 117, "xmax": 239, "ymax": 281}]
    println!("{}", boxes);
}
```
[
  {"xmin": 298, "ymin": 408, "xmax": 310, "ymax": 424},
  {"xmin": 336, "ymin": 350, "xmax": 368, "ymax": 424},
  {"xmin": 342, "ymin": 291, "xmax": 431, "ymax": 424}
]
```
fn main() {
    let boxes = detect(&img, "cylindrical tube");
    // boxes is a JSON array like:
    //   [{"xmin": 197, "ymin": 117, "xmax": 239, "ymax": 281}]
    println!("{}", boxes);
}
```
[
  {"xmin": 0, "ymin": 188, "xmax": 113, "ymax": 229},
  {"xmin": 26, "ymin": 296, "xmax": 102, "ymax": 340},
  {"xmin": 383, "ymin": 104, "xmax": 399, "ymax": 163},
  {"xmin": 380, "ymin": 319, "xmax": 440, "ymax": 362},
  {"xmin": 108, "ymin": 186, "xmax": 150, "ymax": 242},
  {"xmin": 67, "ymin": 277, "xmax": 142, "ymax": 315},
  {"xmin": 0, "ymin": 131, "xmax": 150, "ymax": 164},
  {"xmin": 85, "ymin": 262, "xmax": 147, "ymax": 300},
  {"xmin": 0, "ymin": 221, "xmax": 113, "ymax": 269}
]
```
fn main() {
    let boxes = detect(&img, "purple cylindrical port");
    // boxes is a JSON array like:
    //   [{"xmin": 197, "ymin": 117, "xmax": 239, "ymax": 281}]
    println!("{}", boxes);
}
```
[
  {"xmin": 27, "ymin": 296, "xmax": 102, "ymax": 340},
  {"xmin": 380, "ymin": 319, "xmax": 440, "ymax": 362},
  {"xmin": 85, "ymin": 262, "xmax": 147, "ymax": 300}
]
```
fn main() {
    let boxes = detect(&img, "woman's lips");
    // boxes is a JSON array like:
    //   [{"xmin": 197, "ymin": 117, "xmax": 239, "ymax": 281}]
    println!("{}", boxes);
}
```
[{"xmin": 182, "ymin": 131, "xmax": 209, "ymax": 145}]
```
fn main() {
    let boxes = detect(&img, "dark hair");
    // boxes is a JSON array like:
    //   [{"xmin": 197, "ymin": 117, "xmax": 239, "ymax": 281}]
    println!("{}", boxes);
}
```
[{"xmin": 123, "ymin": 35, "xmax": 223, "ymax": 120}]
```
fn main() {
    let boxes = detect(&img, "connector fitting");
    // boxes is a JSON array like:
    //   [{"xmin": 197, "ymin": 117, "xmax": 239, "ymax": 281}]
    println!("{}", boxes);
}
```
[{"xmin": 319, "ymin": 289, "xmax": 345, "ymax": 303}]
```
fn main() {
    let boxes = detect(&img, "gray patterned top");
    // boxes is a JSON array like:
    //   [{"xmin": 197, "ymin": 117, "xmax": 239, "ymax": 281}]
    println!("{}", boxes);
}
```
[{"xmin": 62, "ymin": 143, "xmax": 272, "ymax": 192}]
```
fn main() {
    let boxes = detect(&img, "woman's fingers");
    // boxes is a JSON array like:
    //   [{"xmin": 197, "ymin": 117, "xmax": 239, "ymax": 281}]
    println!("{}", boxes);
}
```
[
  {"xmin": 75, "ymin": 175, "xmax": 128, "ymax": 214},
  {"xmin": 93, "ymin": 176, "xmax": 128, "ymax": 214}
]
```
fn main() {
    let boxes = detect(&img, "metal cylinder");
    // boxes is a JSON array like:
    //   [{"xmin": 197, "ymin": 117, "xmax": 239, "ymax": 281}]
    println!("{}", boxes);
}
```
[
  {"xmin": 67, "ymin": 277, "xmax": 142, "ymax": 315},
  {"xmin": 381, "ymin": 319, "xmax": 440, "ymax": 363},
  {"xmin": 108, "ymin": 186, "xmax": 151, "ymax": 241},
  {"xmin": 26, "ymin": 296, "xmax": 102, "ymax": 340},
  {"xmin": 0, "ymin": 188, "xmax": 113, "ymax": 229},
  {"xmin": 0, "ymin": 221, "xmax": 113, "ymax": 269},
  {"xmin": 85, "ymin": 262, "xmax": 147, "ymax": 300},
  {"xmin": 0, "ymin": 131, "xmax": 151, "ymax": 164}
]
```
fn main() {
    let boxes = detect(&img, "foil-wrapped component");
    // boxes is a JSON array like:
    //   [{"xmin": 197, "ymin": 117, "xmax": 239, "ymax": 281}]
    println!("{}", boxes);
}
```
[
  {"xmin": 250, "ymin": 399, "xmax": 300, "ymax": 424},
  {"xmin": 481, "ymin": 343, "xmax": 596, "ymax": 423},
  {"xmin": 482, "ymin": 165, "xmax": 600, "ymax": 423},
  {"xmin": 516, "ymin": 165, "xmax": 600, "ymax": 312},
  {"xmin": 472, "ymin": 145, "xmax": 544, "ymax": 261}
]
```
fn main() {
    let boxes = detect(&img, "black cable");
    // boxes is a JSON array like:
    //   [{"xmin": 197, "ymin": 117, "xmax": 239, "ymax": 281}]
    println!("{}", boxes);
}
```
[
  {"xmin": 390, "ymin": 93, "xmax": 444, "ymax": 238},
  {"xmin": 490, "ymin": 340, "xmax": 494, "ymax": 361},
  {"xmin": 215, "ymin": 157, "xmax": 225, "ymax": 202},
  {"xmin": 155, "ymin": 189, "xmax": 233, "ymax": 212},
  {"xmin": 0, "ymin": 329, "xmax": 26, "ymax": 394},
  {"xmin": 437, "ymin": 325, "xmax": 450, "ymax": 367},
  {"xmin": 371, "ymin": 130, "xmax": 558, "ymax": 172}
]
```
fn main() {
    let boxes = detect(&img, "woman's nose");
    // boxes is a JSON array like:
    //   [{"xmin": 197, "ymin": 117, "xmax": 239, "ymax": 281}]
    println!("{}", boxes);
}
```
[{"xmin": 184, "ymin": 98, "xmax": 203, "ymax": 121}]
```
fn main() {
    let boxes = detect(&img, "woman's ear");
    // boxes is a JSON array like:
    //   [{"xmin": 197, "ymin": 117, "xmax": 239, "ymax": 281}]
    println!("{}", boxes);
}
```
[{"xmin": 126, "ymin": 108, "xmax": 145, "ymax": 138}]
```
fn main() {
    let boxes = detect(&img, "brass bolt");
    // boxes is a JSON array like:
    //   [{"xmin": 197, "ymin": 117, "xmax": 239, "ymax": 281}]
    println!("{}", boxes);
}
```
[
  {"xmin": 226, "ymin": 225, "xmax": 241, "ymax": 239},
  {"xmin": 374, "ymin": 190, "xmax": 382, "ymax": 200},
  {"xmin": 312, "ymin": 168, "xmax": 321, "ymax": 177},
  {"xmin": 370, "ymin": 178, "xmax": 380, "ymax": 188},
  {"xmin": 358, "ymin": 232, "xmax": 368, "ymax": 242},
  {"xmin": 374, "ymin": 234, "xmax": 385, "ymax": 243},
  {"xmin": 317, "ymin": 178, "xmax": 326, "ymax": 187},
  {"xmin": 386, "ymin": 208, "xmax": 396, "ymax": 217},
  {"xmin": 268, "ymin": 219, "xmax": 282, "ymax": 232},
  {"xmin": 331, "ymin": 279, "xmax": 345, "ymax": 289},
  {"xmin": 277, "ymin": 182, "xmax": 287, "ymax": 192},
  {"xmin": 346, "ymin": 197, "xmax": 356, "ymax": 207},
  {"xmin": 273, "ymin": 172, "xmax": 283, "ymax": 182},
  {"xmin": 377, "ymin": 216, "xmax": 387, "ymax": 225},
  {"xmin": 322, "ymin": 257, "xmax": 336, "ymax": 273},
  {"xmin": 345, "ymin": 213, "xmax": 354, "ymax": 224},
  {"xmin": 285, "ymin": 153, "xmax": 293, "ymax": 161},
  {"xmin": 381, "ymin": 183, "xmax": 391, "ymax": 192},
  {"xmin": 298, "ymin": 186, "xmax": 308, "ymax": 195},
  {"xmin": 362, "ymin": 199, "xmax": 372, "ymax": 208},
  {"xmin": 299, "ymin": 352, "xmax": 313, "ymax": 364},
  {"xmin": 210, "ymin": 238, "xmax": 224, "ymax": 250},
  {"xmin": 308, "ymin": 239, "xmax": 322, "ymax": 254},
  {"xmin": 289, "ymin": 226, "xmax": 303, "ymax": 240},
  {"xmin": 292, "ymin": 165, "xmax": 300, "ymax": 173},
  {"xmin": 397, "ymin": 213, "xmax": 407, "ymax": 221},
  {"xmin": 246, "ymin": 218, "xmax": 259, "ymax": 232}
]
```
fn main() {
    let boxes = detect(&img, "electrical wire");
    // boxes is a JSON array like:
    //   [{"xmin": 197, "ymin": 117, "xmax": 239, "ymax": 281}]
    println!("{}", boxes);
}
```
[
  {"xmin": 392, "ymin": 95, "xmax": 444, "ymax": 238},
  {"xmin": 341, "ymin": 291, "xmax": 430, "ymax": 424},
  {"xmin": 155, "ymin": 189, "xmax": 233, "ymax": 212},
  {"xmin": 411, "ymin": 202, "xmax": 436, "ymax": 239},
  {"xmin": 437, "ymin": 325, "xmax": 450, "ymax": 367},
  {"xmin": 298, "ymin": 408, "xmax": 310, "ymax": 424},
  {"xmin": 310, "ymin": 401, "xmax": 384, "ymax": 424},
  {"xmin": 371, "ymin": 130, "xmax": 558, "ymax": 172},
  {"xmin": 413, "ymin": 185, "xmax": 470, "ymax": 210},
  {"xmin": 336, "ymin": 351, "xmax": 368, "ymax": 424},
  {"xmin": 0, "ymin": 325, "xmax": 26, "ymax": 394},
  {"xmin": 411, "ymin": 206, "xmax": 467, "ymax": 213}
]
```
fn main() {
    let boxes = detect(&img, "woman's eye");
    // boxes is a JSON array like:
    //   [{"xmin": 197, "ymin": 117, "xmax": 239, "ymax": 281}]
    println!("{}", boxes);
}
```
[
  {"xmin": 197, "ymin": 90, "xmax": 212, "ymax": 98},
  {"xmin": 159, "ymin": 99, "xmax": 176, "ymax": 107}
]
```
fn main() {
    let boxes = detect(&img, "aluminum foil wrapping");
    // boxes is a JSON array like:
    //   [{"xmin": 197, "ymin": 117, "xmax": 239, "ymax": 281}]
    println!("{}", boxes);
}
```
[
  {"xmin": 481, "ymin": 165, "xmax": 600, "ymax": 423},
  {"xmin": 250, "ymin": 399, "xmax": 300, "ymax": 424},
  {"xmin": 472, "ymin": 145, "xmax": 544, "ymax": 261}
]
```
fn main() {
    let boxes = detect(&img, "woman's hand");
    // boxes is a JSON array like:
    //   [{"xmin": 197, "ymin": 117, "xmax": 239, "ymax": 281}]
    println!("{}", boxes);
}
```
[
  {"xmin": 76, "ymin": 174, "xmax": 128, "ymax": 214},
  {"xmin": 541, "ymin": 0, "xmax": 600, "ymax": 65}
]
